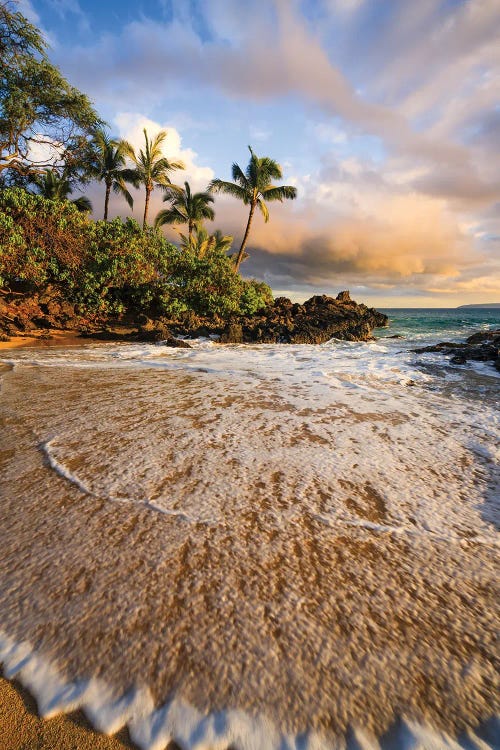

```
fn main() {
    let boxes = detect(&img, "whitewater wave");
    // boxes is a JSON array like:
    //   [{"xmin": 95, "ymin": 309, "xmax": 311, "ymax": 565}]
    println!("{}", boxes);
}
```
[{"xmin": 1, "ymin": 630, "xmax": 498, "ymax": 750}]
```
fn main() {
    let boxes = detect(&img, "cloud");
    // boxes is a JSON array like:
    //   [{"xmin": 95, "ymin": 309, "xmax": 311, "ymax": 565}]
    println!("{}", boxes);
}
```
[
  {"xmin": 201, "ymin": 155, "xmax": 497, "ymax": 302},
  {"xmin": 51, "ymin": 0, "xmax": 498, "ymax": 210},
  {"xmin": 238, "ymin": 194, "xmax": 469, "ymax": 280},
  {"xmin": 45, "ymin": 0, "xmax": 89, "ymax": 32},
  {"xmin": 33, "ymin": 0, "xmax": 499, "ymax": 302}
]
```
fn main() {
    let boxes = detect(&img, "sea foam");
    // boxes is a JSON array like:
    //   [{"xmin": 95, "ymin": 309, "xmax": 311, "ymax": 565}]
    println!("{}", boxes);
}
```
[{"xmin": 0, "ymin": 337, "xmax": 498, "ymax": 749}]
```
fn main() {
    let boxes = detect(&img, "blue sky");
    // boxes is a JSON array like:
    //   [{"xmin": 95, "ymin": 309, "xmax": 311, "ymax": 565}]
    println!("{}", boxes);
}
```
[{"xmin": 20, "ymin": 0, "xmax": 500, "ymax": 305}]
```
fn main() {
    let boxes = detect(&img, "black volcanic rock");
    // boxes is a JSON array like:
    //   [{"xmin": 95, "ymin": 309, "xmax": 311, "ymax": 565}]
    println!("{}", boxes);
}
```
[
  {"xmin": 221, "ymin": 293, "xmax": 388, "ymax": 344},
  {"xmin": 413, "ymin": 329, "xmax": 500, "ymax": 371}
]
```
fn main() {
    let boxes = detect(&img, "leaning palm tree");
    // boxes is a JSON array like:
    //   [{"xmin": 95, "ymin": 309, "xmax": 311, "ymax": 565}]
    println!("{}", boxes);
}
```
[
  {"xmin": 155, "ymin": 181, "xmax": 215, "ymax": 239},
  {"xmin": 208, "ymin": 146, "xmax": 297, "ymax": 271},
  {"xmin": 123, "ymin": 129, "xmax": 184, "ymax": 229},
  {"xmin": 31, "ymin": 169, "xmax": 92, "ymax": 212},
  {"xmin": 90, "ymin": 128, "xmax": 136, "ymax": 220}
]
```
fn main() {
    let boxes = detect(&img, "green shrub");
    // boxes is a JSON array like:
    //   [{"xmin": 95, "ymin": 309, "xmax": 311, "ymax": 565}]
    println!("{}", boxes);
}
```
[
  {"xmin": 0, "ymin": 188, "xmax": 274, "ymax": 319},
  {"xmin": 239, "ymin": 278, "xmax": 273, "ymax": 315},
  {"xmin": 0, "ymin": 188, "xmax": 90, "ymax": 287},
  {"xmin": 161, "ymin": 247, "xmax": 245, "ymax": 318}
]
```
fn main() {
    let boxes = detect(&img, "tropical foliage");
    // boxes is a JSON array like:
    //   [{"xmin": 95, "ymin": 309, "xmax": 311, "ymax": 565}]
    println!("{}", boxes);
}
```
[
  {"xmin": 88, "ymin": 128, "xmax": 136, "ymax": 220},
  {"xmin": 155, "ymin": 181, "xmax": 214, "ymax": 238},
  {"xmin": 178, "ymin": 227, "xmax": 233, "ymax": 258},
  {"xmin": 0, "ymin": 2, "xmax": 100, "ymax": 177},
  {"xmin": 0, "ymin": 189, "xmax": 272, "ymax": 318},
  {"xmin": 209, "ymin": 146, "xmax": 297, "ymax": 270},
  {"xmin": 30, "ymin": 168, "xmax": 92, "ymax": 212},
  {"xmin": 123, "ymin": 129, "xmax": 184, "ymax": 228}
]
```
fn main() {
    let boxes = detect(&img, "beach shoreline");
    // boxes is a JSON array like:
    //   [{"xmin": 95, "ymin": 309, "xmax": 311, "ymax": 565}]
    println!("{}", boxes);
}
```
[
  {"xmin": 1, "ymin": 318, "xmax": 498, "ymax": 750},
  {"xmin": 0, "ymin": 329, "xmax": 88, "ymax": 352}
]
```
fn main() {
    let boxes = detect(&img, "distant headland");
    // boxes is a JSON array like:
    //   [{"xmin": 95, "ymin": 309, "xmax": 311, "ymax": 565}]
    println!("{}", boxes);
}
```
[{"xmin": 457, "ymin": 303, "xmax": 500, "ymax": 309}]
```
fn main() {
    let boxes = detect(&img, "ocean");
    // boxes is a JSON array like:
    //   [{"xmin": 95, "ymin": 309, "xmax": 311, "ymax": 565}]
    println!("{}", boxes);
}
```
[
  {"xmin": 379, "ymin": 307, "xmax": 500, "ymax": 340},
  {"xmin": 0, "ymin": 308, "xmax": 498, "ymax": 749}
]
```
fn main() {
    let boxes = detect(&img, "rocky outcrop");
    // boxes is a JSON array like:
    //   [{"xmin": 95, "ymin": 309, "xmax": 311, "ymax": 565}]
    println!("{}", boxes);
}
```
[
  {"xmin": 220, "ymin": 292, "xmax": 388, "ymax": 344},
  {"xmin": 0, "ymin": 288, "xmax": 387, "ymax": 347},
  {"xmin": 0, "ymin": 286, "xmax": 83, "ymax": 337},
  {"xmin": 413, "ymin": 330, "xmax": 500, "ymax": 372}
]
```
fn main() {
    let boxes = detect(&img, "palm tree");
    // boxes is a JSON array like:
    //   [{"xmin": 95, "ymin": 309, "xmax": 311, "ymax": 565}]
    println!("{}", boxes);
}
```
[
  {"xmin": 208, "ymin": 146, "xmax": 297, "ymax": 271},
  {"xmin": 90, "ymin": 128, "xmax": 136, "ymax": 220},
  {"xmin": 209, "ymin": 229, "xmax": 233, "ymax": 255},
  {"xmin": 123, "ymin": 129, "xmax": 184, "ymax": 229},
  {"xmin": 155, "ymin": 181, "xmax": 215, "ymax": 239},
  {"xmin": 178, "ymin": 226, "xmax": 233, "ymax": 259},
  {"xmin": 31, "ymin": 169, "xmax": 92, "ymax": 212}
]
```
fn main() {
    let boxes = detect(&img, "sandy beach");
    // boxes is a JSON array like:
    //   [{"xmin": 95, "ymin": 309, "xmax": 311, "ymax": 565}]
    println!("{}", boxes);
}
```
[
  {"xmin": 2, "ymin": 0, "xmax": 499, "ymax": 743},
  {"xmin": 0, "ymin": 330, "xmax": 87, "ymax": 351},
  {"xmin": 0, "ymin": 335, "xmax": 498, "ymax": 749},
  {"xmin": 0, "ymin": 677, "xmax": 138, "ymax": 750}
]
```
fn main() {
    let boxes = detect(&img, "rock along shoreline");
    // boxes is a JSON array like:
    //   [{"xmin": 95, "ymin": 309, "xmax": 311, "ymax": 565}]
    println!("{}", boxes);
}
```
[
  {"xmin": 413, "ymin": 329, "xmax": 500, "ymax": 373},
  {"xmin": 0, "ymin": 289, "xmax": 389, "ymax": 347}
]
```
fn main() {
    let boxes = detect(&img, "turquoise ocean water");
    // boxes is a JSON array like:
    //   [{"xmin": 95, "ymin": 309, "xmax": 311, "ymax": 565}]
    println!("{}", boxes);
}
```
[{"xmin": 379, "ymin": 307, "xmax": 500, "ymax": 343}]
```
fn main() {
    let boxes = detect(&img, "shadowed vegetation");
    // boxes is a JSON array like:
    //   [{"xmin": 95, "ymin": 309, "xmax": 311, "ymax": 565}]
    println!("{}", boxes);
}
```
[{"xmin": 30, "ymin": 168, "xmax": 92, "ymax": 212}]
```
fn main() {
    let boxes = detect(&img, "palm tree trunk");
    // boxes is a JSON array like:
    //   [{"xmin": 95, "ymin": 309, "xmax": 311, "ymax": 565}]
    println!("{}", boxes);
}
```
[
  {"xmin": 188, "ymin": 218, "xmax": 194, "ymax": 240},
  {"xmin": 104, "ymin": 181, "xmax": 111, "ymax": 221},
  {"xmin": 143, "ymin": 186, "xmax": 151, "ymax": 229},
  {"xmin": 235, "ymin": 202, "xmax": 256, "ymax": 271}
]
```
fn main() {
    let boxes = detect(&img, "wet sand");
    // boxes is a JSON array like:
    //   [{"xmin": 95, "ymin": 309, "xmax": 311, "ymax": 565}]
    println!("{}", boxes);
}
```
[
  {"xmin": 0, "ymin": 677, "xmax": 137, "ymax": 750},
  {"xmin": 0, "ymin": 330, "xmax": 86, "ymax": 351},
  {"xmin": 0, "ymin": 346, "xmax": 498, "ymax": 748}
]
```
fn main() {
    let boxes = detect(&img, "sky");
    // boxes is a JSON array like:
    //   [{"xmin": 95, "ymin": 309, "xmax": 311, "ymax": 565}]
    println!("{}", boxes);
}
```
[{"xmin": 18, "ymin": 0, "xmax": 500, "ymax": 306}]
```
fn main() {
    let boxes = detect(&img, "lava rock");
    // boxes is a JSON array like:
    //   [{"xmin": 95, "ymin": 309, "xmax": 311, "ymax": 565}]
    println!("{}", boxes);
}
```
[
  {"xmin": 157, "ymin": 337, "xmax": 192, "ymax": 348},
  {"xmin": 336, "ymin": 290, "xmax": 352, "ymax": 303},
  {"xmin": 220, "ymin": 322, "xmax": 244, "ymax": 344},
  {"xmin": 137, "ymin": 324, "xmax": 171, "ymax": 342},
  {"xmin": 234, "ymin": 293, "xmax": 388, "ymax": 344},
  {"xmin": 466, "ymin": 330, "xmax": 500, "ymax": 345},
  {"xmin": 414, "ymin": 329, "xmax": 500, "ymax": 372}
]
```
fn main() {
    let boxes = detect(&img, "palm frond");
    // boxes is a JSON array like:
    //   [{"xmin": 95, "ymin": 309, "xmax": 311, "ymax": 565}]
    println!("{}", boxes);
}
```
[
  {"xmin": 211, "ymin": 229, "xmax": 233, "ymax": 253},
  {"xmin": 231, "ymin": 163, "xmax": 248, "ymax": 188},
  {"xmin": 256, "ymin": 156, "xmax": 283, "ymax": 181},
  {"xmin": 119, "ymin": 168, "xmax": 141, "ymax": 189},
  {"xmin": 113, "ymin": 178, "xmax": 134, "ymax": 209},
  {"xmin": 72, "ymin": 195, "xmax": 92, "ymax": 212},
  {"xmin": 246, "ymin": 148, "xmax": 259, "ymax": 185},
  {"xmin": 257, "ymin": 198, "xmax": 269, "ymax": 223},
  {"xmin": 151, "ymin": 158, "xmax": 185, "ymax": 180},
  {"xmin": 208, "ymin": 179, "xmax": 249, "ymax": 202},
  {"xmin": 155, "ymin": 206, "xmax": 187, "ymax": 229},
  {"xmin": 149, "ymin": 130, "xmax": 168, "ymax": 160},
  {"xmin": 161, "ymin": 181, "xmax": 184, "ymax": 195},
  {"xmin": 261, "ymin": 185, "xmax": 297, "ymax": 202},
  {"xmin": 121, "ymin": 140, "xmax": 137, "ymax": 164}
]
